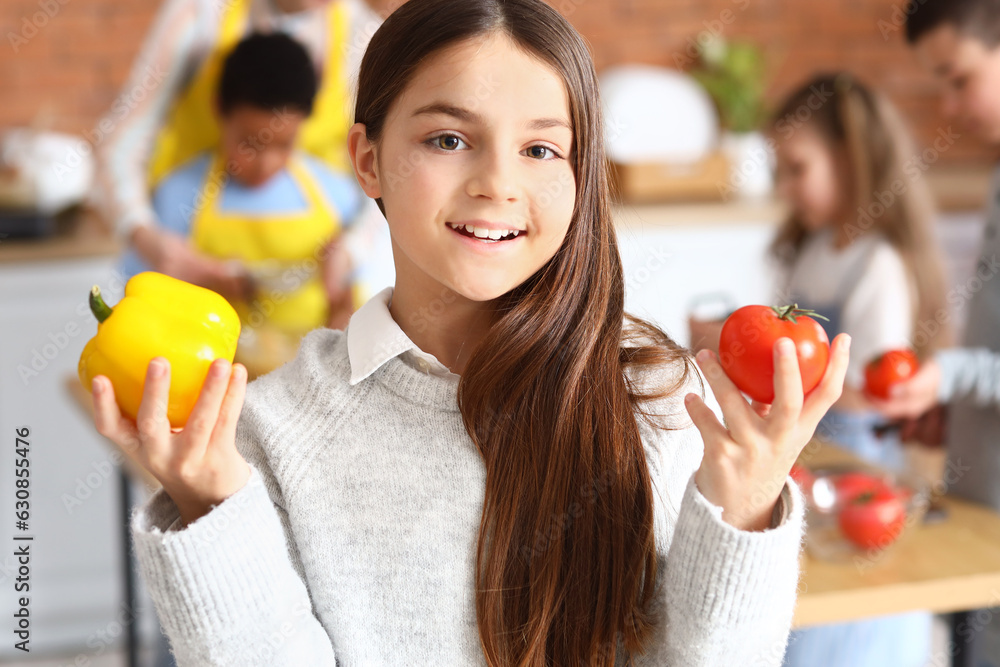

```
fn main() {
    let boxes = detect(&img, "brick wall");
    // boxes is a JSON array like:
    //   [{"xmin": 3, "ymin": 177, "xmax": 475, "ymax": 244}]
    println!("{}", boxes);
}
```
[{"xmin": 0, "ymin": 0, "xmax": 993, "ymax": 165}]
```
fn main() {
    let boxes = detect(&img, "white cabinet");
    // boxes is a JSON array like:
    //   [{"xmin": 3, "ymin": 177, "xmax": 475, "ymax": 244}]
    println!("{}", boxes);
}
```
[
  {"xmin": 0, "ymin": 257, "xmax": 157, "ymax": 659},
  {"xmin": 615, "ymin": 204, "xmax": 780, "ymax": 346}
]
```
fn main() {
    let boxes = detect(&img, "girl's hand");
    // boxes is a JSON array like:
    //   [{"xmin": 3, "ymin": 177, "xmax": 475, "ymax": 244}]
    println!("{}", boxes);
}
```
[
  {"xmin": 91, "ymin": 357, "xmax": 252, "ymax": 527},
  {"xmin": 684, "ymin": 334, "xmax": 851, "ymax": 531}
]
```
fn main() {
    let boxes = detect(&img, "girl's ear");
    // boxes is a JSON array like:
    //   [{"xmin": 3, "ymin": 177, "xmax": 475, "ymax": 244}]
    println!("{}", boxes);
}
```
[{"xmin": 347, "ymin": 122, "xmax": 382, "ymax": 200}]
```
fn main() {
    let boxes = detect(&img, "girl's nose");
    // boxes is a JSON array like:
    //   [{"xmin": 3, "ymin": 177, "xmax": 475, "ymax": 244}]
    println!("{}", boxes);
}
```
[{"xmin": 466, "ymin": 151, "xmax": 518, "ymax": 202}]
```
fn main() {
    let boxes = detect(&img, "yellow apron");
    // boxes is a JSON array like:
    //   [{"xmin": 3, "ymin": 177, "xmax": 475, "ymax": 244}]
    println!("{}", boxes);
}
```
[
  {"xmin": 191, "ymin": 150, "xmax": 362, "ymax": 377},
  {"xmin": 147, "ymin": 0, "xmax": 352, "ymax": 186}
]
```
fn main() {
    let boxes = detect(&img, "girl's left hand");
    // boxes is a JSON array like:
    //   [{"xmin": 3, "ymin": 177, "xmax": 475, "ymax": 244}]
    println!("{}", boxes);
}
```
[{"xmin": 684, "ymin": 333, "xmax": 851, "ymax": 531}]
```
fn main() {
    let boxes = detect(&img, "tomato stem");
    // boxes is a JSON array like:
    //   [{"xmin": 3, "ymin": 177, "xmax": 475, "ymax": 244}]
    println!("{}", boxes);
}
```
[{"xmin": 770, "ymin": 303, "xmax": 830, "ymax": 324}]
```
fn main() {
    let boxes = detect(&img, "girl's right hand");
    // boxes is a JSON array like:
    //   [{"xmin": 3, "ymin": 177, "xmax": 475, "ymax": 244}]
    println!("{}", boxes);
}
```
[{"xmin": 91, "ymin": 357, "xmax": 252, "ymax": 527}]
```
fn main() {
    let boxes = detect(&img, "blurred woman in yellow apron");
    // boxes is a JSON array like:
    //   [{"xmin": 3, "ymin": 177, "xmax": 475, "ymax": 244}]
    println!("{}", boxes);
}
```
[
  {"xmin": 110, "ymin": 26, "xmax": 368, "ymax": 378},
  {"xmin": 144, "ymin": 2, "xmax": 364, "ymax": 377}
]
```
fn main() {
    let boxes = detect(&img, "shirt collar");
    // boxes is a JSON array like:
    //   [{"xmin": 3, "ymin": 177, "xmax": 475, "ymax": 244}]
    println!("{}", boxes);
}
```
[{"xmin": 346, "ymin": 286, "xmax": 456, "ymax": 385}]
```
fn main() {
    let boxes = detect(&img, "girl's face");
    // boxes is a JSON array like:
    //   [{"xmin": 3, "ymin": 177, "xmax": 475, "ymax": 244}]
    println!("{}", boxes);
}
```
[
  {"xmin": 773, "ymin": 126, "xmax": 849, "ymax": 232},
  {"xmin": 349, "ymin": 32, "xmax": 576, "ymax": 303}
]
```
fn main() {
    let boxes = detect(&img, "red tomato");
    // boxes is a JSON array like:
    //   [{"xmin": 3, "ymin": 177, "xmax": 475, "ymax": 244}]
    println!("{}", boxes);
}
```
[
  {"xmin": 718, "ymin": 304, "xmax": 831, "ymax": 404},
  {"xmin": 864, "ymin": 349, "xmax": 920, "ymax": 400},
  {"xmin": 838, "ymin": 486, "xmax": 906, "ymax": 550},
  {"xmin": 790, "ymin": 463, "xmax": 816, "ymax": 495},
  {"xmin": 832, "ymin": 471, "xmax": 885, "ymax": 505}
]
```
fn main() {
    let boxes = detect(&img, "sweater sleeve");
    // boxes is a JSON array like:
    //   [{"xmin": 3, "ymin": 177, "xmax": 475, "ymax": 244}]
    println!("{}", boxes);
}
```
[
  {"xmin": 936, "ymin": 347, "xmax": 1000, "ymax": 408},
  {"xmin": 658, "ymin": 469, "xmax": 805, "ymax": 666},
  {"xmin": 129, "ymin": 387, "xmax": 337, "ymax": 666},
  {"xmin": 635, "ymin": 360, "xmax": 806, "ymax": 667}
]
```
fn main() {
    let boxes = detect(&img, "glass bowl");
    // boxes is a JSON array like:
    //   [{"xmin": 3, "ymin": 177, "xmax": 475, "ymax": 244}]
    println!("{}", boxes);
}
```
[{"xmin": 799, "ymin": 462, "xmax": 932, "ymax": 564}]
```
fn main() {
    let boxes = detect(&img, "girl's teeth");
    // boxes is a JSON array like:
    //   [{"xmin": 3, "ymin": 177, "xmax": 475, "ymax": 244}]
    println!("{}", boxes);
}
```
[{"xmin": 449, "ymin": 223, "xmax": 520, "ymax": 240}]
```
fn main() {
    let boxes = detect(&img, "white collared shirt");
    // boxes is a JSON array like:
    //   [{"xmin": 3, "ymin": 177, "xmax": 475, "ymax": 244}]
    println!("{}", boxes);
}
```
[{"xmin": 346, "ymin": 286, "xmax": 460, "ymax": 385}]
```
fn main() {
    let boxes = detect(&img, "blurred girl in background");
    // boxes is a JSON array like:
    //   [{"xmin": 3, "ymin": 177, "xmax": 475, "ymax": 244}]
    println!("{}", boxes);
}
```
[
  {"xmin": 771, "ymin": 71, "xmax": 951, "ymax": 667},
  {"xmin": 770, "ymin": 72, "xmax": 951, "ymax": 469}
]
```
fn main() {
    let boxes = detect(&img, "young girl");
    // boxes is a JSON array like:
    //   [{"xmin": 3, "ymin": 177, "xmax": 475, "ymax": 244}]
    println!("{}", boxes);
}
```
[
  {"xmin": 769, "ymin": 73, "xmax": 951, "ymax": 667},
  {"xmin": 89, "ymin": 1, "xmax": 849, "ymax": 665}
]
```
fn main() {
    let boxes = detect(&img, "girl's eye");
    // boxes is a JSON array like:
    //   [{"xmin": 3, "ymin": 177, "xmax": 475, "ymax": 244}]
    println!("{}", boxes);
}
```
[
  {"xmin": 525, "ymin": 145, "xmax": 559, "ymax": 160},
  {"xmin": 429, "ymin": 134, "xmax": 466, "ymax": 151}
]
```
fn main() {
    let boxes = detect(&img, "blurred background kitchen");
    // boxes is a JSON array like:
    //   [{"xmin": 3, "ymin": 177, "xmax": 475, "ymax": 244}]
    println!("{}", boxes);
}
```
[{"xmin": 1, "ymin": 0, "xmax": 997, "ymax": 666}]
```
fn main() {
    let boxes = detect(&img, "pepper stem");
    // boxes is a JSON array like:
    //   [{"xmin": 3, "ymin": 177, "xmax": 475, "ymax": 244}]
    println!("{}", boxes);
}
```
[{"xmin": 89, "ymin": 285, "xmax": 113, "ymax": 323}]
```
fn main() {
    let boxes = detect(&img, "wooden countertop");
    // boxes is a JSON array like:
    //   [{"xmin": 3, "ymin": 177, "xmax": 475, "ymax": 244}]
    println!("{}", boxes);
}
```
[{"xmin": 793, "ymin": 440, "xmax": 1000, "ymax": 628}]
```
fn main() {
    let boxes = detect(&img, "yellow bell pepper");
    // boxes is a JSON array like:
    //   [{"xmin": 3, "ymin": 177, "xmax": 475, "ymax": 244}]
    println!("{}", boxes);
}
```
[{"xmin": 78, "ymin": 271, "xmax": 241, "ymax": 429}]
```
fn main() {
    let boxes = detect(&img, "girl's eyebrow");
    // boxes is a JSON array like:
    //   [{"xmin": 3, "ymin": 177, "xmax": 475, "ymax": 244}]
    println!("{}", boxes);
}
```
[{"xmin": 411, "ymin": 102, "xmax": 571, "ymax": 131}]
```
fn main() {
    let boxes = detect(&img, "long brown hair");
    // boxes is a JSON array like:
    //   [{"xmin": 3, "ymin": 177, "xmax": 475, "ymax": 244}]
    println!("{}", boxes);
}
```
[
  {"xmin": 354, "ymin": 0, "xmax": 698, "ymax": 664},
  {"xmin": 769, "ymin": 72, "xmax": 952, "ymax": 357}
]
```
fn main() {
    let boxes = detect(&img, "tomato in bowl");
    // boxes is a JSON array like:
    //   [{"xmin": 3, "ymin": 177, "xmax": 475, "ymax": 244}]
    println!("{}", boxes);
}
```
[{"xmin": 799, "ymin": 463, "xmax": 930, "ymax": 562}]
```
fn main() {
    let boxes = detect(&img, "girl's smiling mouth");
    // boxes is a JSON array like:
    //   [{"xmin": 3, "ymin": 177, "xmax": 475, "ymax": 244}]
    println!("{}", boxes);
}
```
[{"xmin": 446, "ymin": 221, "xmax": 525, "ymax": 244}]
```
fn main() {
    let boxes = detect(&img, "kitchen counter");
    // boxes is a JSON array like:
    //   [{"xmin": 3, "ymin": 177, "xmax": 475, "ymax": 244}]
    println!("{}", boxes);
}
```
[
  {"xmin": 794, "ymin": 440, "xmax": 1000, "ymax": 628},
  {"xmin": 0, "ymin": 205, "xmax": 120, "ymax": 263}
]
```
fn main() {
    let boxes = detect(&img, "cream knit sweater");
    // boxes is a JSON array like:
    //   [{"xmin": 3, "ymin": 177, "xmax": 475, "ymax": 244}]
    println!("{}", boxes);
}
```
[{"xmin": 131, "ymin": 325, "xmax": 806, "ymax": 666}]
